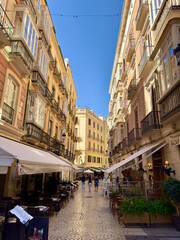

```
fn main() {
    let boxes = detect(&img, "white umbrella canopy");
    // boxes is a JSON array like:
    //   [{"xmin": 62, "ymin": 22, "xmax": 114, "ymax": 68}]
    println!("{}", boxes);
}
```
[{"xmin": 84, "ymin": 169, "xmax": 93, "ymax": 174}]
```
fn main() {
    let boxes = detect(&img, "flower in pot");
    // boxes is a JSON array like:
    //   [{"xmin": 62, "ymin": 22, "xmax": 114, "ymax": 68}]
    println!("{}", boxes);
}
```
[{"xmin": 162, "ymin": 177, "xmax": 180, "ymax": 231}]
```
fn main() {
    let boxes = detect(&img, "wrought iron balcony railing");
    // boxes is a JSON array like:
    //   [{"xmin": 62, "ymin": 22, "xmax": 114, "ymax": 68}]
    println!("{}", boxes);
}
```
[
  {"xmin": 128, "ymin": 79, "xmax": 137, "ymax": 99},
  {"xmin": 122, "ymin": 137, "xmax": 128, "ymax": 148},
  {"xmin": 31, "ymin": 71, "xmax": 45, "ymax": 92},
  {"xmin": 20, "ymin": 0, "xmax": 36, "ymax": 19},
  {"xmin": 44, "ymin": 85, "xmax": 52, "ymax": 104},
  {"xmin": 128, "ymin": 128, "xmax": 142, "ymax": 145},
  {"xmin": 0, "ymin": 4, "xmax": 14, "ymax": 40},
  {"xmin": 25, "ymin": 123, "xmax": 65, "ymax": 152},
  {"xmin": 138, "ymin": 46, "xmax": 153, "ymax": 76},
  {"xmin": 10, "ymin": 40, "xmax": 33, "ymax": 71},
  {"xmin": 141, "ymin": 110, "xmax": 161, "ymax": 135},
  {"xmin": 1, "ymin": 102, "xmax": 14, "ymax": 124},
  {"xmin": 160, "ymin": 83, "xmax": 180, "ymax": 122}
]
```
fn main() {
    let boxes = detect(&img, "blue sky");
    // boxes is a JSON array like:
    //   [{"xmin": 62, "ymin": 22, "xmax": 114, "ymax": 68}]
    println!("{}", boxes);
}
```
[{"xmin": 47, "ymin": 0, "xmax": 123, "ymax": 118}]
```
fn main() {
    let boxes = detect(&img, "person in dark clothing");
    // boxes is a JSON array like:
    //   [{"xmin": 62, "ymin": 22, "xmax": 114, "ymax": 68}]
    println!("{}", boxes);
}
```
[
  {"xmin": 81, "ymin": 174, "xmax": 85, "ymax": 189},
  {"xmin": 94, "ymin": 177, "xmax": 99, "ymax": 192},
  {"xmin": 88, "ymin": 174, "xmax": 92, "ymax": 192}
]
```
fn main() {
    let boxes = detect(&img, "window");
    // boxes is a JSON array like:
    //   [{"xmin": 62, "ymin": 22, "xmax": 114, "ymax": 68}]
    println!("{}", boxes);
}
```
[
  {"xmin": 93, "ymin": 132, "xmax": 95, "ymax": 139},
  {"xmin": 88, "ymin": 156, "xmax": 91, "ymax": 162},
  {"xmin": 58, "ymin": 96, "xmax": 60, "ymax": 107},
  {"xmin": 28, "ymin": 23, "xmax": 32, "ymax": 47},
  {"xmin": 31, "ymin": 29, "xmax": 35, "ymax": 53},
  {"xmin": 88, "ymin": 118, "xmax": 91, "ymax": 125},
  {"xmin": 88, "ymin": 142, "xmax": 91, "ymax": 150},
  {"xmin": 157, "ymin": 33, "xmax": 177, "ymax": 99},
  {"xmin": 97, "ymin": 157, "xmax": 100, "ymax": 163},
  {"xmin": 2, "ymin": 76, "xmax": 18, "ymax": 124},
  {"xmin": 89, "ymin": 130, "xmax": 91, "ymax": 138},
  {"xmin": 27, "ymin": 94, "xmax": 45, "ymax": 129},
  {"xmin": 39, "ymin": 49, "xmax": 48, "ymax": 81},
  {"xmin": 100, "ymin": 146, "xmax": 102, "ymax": 153},
  {"xmin": 24, "ymin": 14, "xmax": 29, "ymax": 40},
  {"xmin": 75, "ymin": 117, "xmax": 78, "ymax": 124},
  {"xmin": 93, "ymin": 143, "xmax": 95, "ymax": 151},
  {"xmin": 94, "ymin": 157, "xmax": 96, "ymax": 163},
  {"xmin": 97, "ymin": 134, "xmax": 99, "ymax": 141},
  {"xmin": 52, "ymin": 87, "xmax": 55, "ymax": 99},
  {"xmin": 150, "ymin": 1, "xmax": 154, "ymax": 24},
  {"xmin": 101, "ymin": 127, "xmax": 102, "ymax": 132},
  {"xmin": 34, "ymin": 36, "xmax": 38, "ymax": 58},
  {"xmin": 97, "ymin": 124, "xmax": 99, "ymax": 130},
  {"xmin": 48, "ymin": 120, "xmax": 52, "ymax": 136},
  {"xmin": 37, "ymin": 0, "xmax": 41, "ymax": 11},
  {"xmin": 93, "ymin": 122, "xmax": 95, "ymax": 128}
]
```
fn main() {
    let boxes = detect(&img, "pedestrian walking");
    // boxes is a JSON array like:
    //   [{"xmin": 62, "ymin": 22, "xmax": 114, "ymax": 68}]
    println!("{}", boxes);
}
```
[
  {"xmin": 94, "ymin": 176, "xmax": 99, "ymax": 192},
  {"xmin": 88, "ymin": 174, "xmax": 92, "ymax": 192},
  {"xmin": 81, "ymin": 174, "xmax": 85, "ymax": 189}
]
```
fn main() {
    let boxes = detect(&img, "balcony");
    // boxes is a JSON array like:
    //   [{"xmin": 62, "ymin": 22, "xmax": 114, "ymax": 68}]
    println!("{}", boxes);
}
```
[
  {"xmin": 25, "ymin": 123, "xmax": 65, "ymax": 152},
  {"xmin": 31, "ymin": 71, "xmax": 45, "ymax": 93},
  {"xmin": 122, "ymin": 137, "xmax": 128, "ymax": 148},
  {"xmin": 136, "ymin": 0, "xmax": 149, "ymax": 31},
  {"xmin": 160, "ymin": 83, "xmax": 180, "ymax": 123},
  {"xmin": 1, "ymin": 102, "xmax": 14, "ymax": 124},
  {"xmin": 10, "ymin": 40, "xmax": 33, "ymax": 75},
  {"xmin": 138, "ymin": 46, "xmax": 153, "ymax": 78},
  {"xmin": 0, "ymin": 4, "xmax": 14, "ymax": 47},
  {"xmin": 141, "ymin": 111, "xmax": 162, "ymax": 135},
  {"xmin": 126, "ymin": 35, "xmax": 135, "ymax": 62},
  {"xmin": 153, "ymin": 0, "xmax": 180, "ymax": 41},
  {"xmin": 120, "ymin": 63, "xmax": 127, "ymax": 82},
  {"xmin": 128, "ymin": 79, "xmax": 137, "ymax": 100},
  {"xmin": 128, "ymin": 128, "xmax": 142, "ymax": 145},
  {"xmin": 20, "ymin": 0, "xmax": 36, "ymax": 19},
  {"xmin": 51, "ymin": 99, "xmax": 59, "ymax": 114},
  {"xmin": 43, "ymin": 85, "xmax": 52, "ymax": 104}
]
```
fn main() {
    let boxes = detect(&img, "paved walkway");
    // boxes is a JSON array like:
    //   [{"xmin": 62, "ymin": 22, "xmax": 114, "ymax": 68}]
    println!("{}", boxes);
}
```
[{"xmin": 48, "ymin": 181, "xmax": 180, "ymax": 240}]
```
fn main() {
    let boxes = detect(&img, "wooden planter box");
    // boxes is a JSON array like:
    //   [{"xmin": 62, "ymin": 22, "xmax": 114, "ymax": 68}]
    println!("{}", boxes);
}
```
[
  {"xmin": 150, "ymin": 214, "xmax": 173, "ymax": 224},
  {"xmin": 123, "ymin": 213, "xmax": 172, "ymax": 225},
  {"xmin": 123, "ymin": 212, "xmax": 149, "ymax": 224}
]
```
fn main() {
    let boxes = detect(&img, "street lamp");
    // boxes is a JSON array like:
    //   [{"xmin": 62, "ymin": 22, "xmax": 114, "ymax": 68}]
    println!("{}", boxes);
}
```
[{"xmin": 173, "ymin": 44, "xmax": 180, "ymax": 66}]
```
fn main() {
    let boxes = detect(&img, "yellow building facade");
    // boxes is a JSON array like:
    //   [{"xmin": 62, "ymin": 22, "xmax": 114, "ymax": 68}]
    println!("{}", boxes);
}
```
[
  {"xmin": 75, "ymin": 108, "xmax": 109, "ymax": 170},
  {"xmin": 108, "ymin": 0, "xmax": 180, "ymax": 182},
  {"xmin": 0, "ymin": 0, "xmax": 77, "ymax": 198}
]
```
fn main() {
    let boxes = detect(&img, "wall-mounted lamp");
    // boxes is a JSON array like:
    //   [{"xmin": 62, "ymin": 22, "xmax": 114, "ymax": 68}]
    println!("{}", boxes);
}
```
[
  {"xmin": 173, "ymin": 44, "xmax": 180, "ymax": 66},
  {"xmin": 148, "ymin": 163, "xmax": 153, "ymax": 172},
  {"xmin": 162, "ymin": 160, "xmax": 175, "ymax": 176}
]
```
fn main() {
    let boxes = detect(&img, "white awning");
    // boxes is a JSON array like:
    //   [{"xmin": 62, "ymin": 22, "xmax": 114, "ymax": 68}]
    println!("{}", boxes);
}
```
[
  {"xmin": 105, "ymin": 141, "xmax": 166, "ymax": 174},
  {"xmin": 0, "ymin": 136, "xmax": 72, "ymax": 175}
]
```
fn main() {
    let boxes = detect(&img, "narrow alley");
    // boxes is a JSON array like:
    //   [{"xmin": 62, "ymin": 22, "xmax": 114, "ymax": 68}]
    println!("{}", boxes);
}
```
[{"xmin": 48, "ymin": 182, "xmax": 180, "ymax": 240}]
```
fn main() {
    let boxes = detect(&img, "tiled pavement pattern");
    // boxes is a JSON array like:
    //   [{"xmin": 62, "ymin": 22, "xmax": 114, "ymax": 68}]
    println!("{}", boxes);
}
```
[{"xmin": 48, "ymin": 181, "xmax": 180, "ymax": 240}]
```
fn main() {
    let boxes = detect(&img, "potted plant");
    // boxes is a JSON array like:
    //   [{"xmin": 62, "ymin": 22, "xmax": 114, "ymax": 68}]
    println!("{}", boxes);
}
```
[
  {"xmin": 120, "ymin": 197, "xmax": 149, "ymax": 224},
  {"xmin": 162, "ymin": 177, "xmax": 180, "ymax": 231},
  {"xmin": 120, "ymin": 197, "xmax": 175, "ymax": 225}
]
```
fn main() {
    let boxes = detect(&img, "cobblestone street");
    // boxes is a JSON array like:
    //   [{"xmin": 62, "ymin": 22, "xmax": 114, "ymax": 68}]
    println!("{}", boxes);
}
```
[
  {"xmin": 49, "ymin": 181, "xmax": 127, "ymax": 240},
  {"xmin": 48, "ymin": 181, "xmax": 180, "ymax": 240}
]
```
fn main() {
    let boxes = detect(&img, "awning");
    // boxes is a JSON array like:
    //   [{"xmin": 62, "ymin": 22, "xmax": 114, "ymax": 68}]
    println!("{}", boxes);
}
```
[
  {"xmin": 105, "ymin": 141, "xmax": 166, "ymax": 175},
  {"xmin": 0, "ymin": 136, "xmax": 72, "ymax": 175},
  {"xmin": 57, "ymin": 155, "xmax": 79, "ymax": 170},
  {"xmin": 0, "ymin": 167, "xmax": 8, "ymax": 174}
]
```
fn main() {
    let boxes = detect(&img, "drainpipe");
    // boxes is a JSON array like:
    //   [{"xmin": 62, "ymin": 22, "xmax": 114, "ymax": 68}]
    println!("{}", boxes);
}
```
[{"xmin": 22, "ymin": 76, "xmax": 30, "ymax": 131}]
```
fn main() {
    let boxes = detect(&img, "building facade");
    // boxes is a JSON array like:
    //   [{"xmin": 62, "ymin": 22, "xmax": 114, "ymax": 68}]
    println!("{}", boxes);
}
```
[
  {"xmin": 0, "ymin": 0, "xmax": 77, "ymax": 198},
  {"xmin": 75, "ymin": 108, "xmax": 109, "ymax": 170},
  {"xmin": 108, "ymin": 0, "xmax": 180, "ymax": 182}
]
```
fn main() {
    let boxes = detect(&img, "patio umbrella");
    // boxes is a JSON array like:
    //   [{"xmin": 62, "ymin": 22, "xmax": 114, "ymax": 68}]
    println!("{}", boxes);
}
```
[{"xmin": 84, "ymin": 169, "xmax": 93, "ymax": 174}]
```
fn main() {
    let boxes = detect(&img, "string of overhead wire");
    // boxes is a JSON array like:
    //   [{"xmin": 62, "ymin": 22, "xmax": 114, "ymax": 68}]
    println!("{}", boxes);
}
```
[{"xmin": 6, "ymin": 9, "xmax": 122, "ymax": 18}]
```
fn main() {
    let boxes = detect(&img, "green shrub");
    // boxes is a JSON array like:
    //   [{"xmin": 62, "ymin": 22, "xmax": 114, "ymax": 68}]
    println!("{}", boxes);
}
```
[
  {"xmin": 162, "ymin": 178, "xmax": 180, "ymax": 204},
  {"xmin": 120, "ymin": 197, "xmax": 175, "ymax": 216}
]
